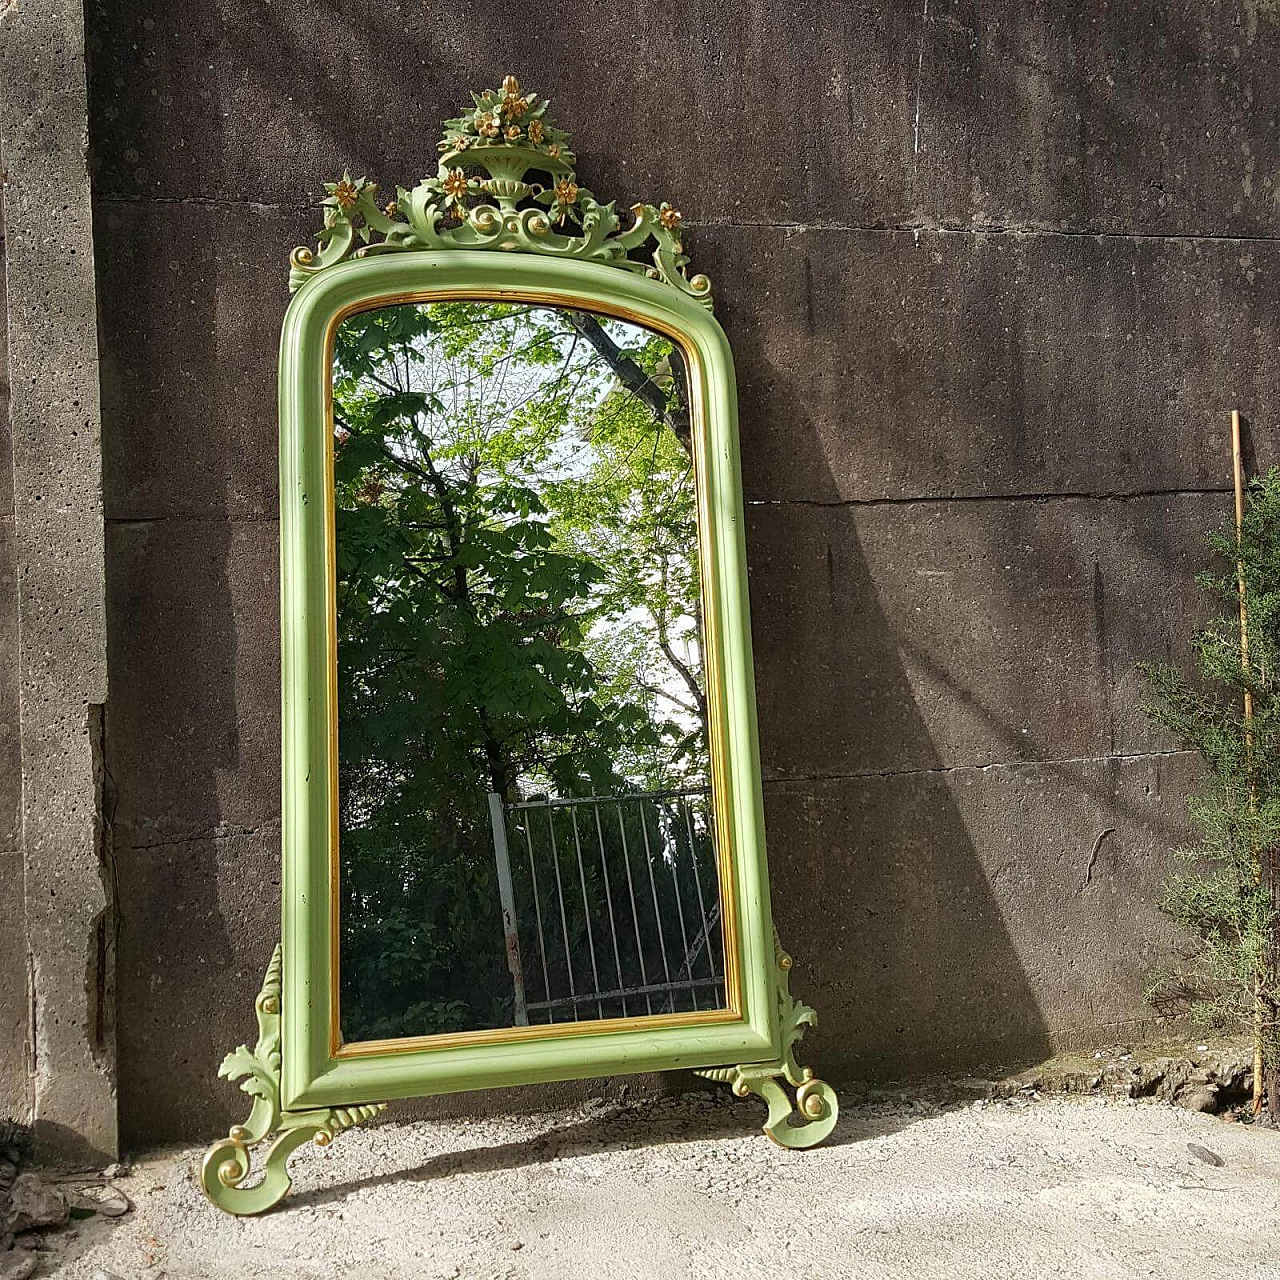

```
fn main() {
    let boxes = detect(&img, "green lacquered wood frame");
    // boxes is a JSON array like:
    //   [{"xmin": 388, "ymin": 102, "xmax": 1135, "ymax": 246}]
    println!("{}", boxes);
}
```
[{"xmin": 279, "ymin": 250, "xmax": 779, "ymax": 1111}]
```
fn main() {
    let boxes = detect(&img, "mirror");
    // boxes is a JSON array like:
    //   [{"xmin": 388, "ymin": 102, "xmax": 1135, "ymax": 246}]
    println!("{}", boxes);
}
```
[
  {"xmin": 202, "ymin": 79, "xmax": 838, "ymax": 1221},
  {"xmin": 331, "ymin": 300, "xmax": 727, "ymax": 1043}
]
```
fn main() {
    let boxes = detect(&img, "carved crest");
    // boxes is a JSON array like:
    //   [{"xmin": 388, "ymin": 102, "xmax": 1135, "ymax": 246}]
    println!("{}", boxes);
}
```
[{"xmin": 288, "ymin": 76, "xmax": 712, "ymax": 309}]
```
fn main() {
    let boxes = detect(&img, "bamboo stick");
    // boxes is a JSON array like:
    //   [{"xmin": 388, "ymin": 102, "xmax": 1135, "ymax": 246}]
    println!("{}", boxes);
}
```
[{"xmin": 1233, "ymin": 409, "xmax": 1265, "ymax": 1114}]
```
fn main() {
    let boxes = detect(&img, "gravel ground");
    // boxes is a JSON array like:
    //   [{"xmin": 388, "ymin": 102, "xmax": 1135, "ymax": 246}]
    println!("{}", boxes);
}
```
[{"xmin": 25, "ymin": 1089, "xmax": 1280, "ymax": 1280}]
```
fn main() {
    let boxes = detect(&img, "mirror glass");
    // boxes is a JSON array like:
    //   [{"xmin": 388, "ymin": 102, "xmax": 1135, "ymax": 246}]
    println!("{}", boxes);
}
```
[{"xmin": 331, "ymin": 299, "xmax": 727, "ymax": 1042}]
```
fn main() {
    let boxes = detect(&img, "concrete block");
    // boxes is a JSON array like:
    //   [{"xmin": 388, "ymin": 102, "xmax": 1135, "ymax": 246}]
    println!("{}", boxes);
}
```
[
  {"xmin": 86, "ymin": 3, "xmax": 1280, "ymax": 233},
  {"xmin": 115, "ymin": 828, "xmax": 280, "ymax": 1144},
  {"xmin": 910, "ymin": 2, "xmax": 1280, "ymax": 237},
  {"xmin": 95, "ymin": 199, "xmax": 307, "ymax": 521},
  {"xmin": 764, "ymin": 751, "xmax": 1197, "ymax": 1080},
  {"xmin": 703, "ymin": 225, "xmax": 1280, "ymax": 504},
  {"xmin": 2, "ymin": 0, "xmax": 114, "ymax": 1162},
  {"xmin": 747, "ymin": 491, "xmax": 1223, "ymax": 781},
  {"xmin": 105, "ymin": 518, "xmax": 280, "ymax": 850},
  {"xmin": 85, "ymin": 1, "xmax": 917, "ymax": 224}
]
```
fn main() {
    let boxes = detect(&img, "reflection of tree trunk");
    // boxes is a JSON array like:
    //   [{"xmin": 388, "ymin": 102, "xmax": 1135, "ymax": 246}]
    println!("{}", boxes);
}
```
[
  {"xmin": 567, "ymin": 311, "xmax": 691, "ymax": 455},
  {"xmin": 352, "ymin": 414, "xmax": 516, "ymax": 800},
  {"xmin": 415, "ymin": 441, "xmax": 516, "ymax": 800}
]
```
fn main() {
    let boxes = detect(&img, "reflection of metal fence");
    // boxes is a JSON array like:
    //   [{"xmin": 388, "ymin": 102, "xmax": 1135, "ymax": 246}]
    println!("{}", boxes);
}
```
[{"xmin": 487, "ymin": 789, "xmax": 725, "ymax": 1025}]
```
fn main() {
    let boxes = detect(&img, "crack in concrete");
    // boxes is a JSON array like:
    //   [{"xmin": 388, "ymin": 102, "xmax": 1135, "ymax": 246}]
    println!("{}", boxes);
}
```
[
  {"xmin": 764, "ymin": 748, "xmax": 1192, "ymax": 787},
  {"xmin": 25, "ymin": 950, "xmax": 36, "ymax": 1122},
  {"xmin": 913, "ymin": 0, "xmax": 929, "ymax": 159},
  {"xmin": 122, "ymin": 822, "xmax": 279, "ymax": 853},
  {"xmin": 697, "ymin": 219, "xmax": 1280, "ymax": 245},
  {"xmin": 95, "ymin": 192, "xmax": 302, "ymax": 215},
  {"xmin": 746, "ymin": 487, "xmax": 1231, "ymax": 510},
  {"xmin": 107, "ymin": 513, "xmax": 279, "ymax": 525},
  {"xmin": 88, "ymin": 704, "xmax": 117, "ymax": 1065},
  {"xmin": 106, "ymin": 490, "xmax": 1227, "ymax": 528}
]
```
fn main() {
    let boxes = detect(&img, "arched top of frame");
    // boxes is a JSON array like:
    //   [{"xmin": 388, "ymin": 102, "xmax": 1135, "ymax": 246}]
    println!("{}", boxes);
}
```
[{"xmin": 288, "ymin": 75, "xmax": 712, "ymax": 310}]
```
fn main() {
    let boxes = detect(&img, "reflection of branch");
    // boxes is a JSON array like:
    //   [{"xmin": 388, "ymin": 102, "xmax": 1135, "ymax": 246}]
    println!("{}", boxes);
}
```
[
  {"xmin": 638, "ymin": 679, "xmax": 698, "ymax": 716},
  {"xmin": 656, "ymin": 629, "xmax": 706, "ymax": 719},
  {"xmin": 651, "ymin": 555, "xmax": 706, "ymax": 725},
  {"xmin": 566, "ymin": 311, "xmax": 691, "ymax": 455}
]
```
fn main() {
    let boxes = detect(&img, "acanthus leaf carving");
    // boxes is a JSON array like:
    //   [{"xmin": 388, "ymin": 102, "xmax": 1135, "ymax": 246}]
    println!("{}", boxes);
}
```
[{"xmin": 287, "ymin": 76, "xmax": 712, "ymax": 309}]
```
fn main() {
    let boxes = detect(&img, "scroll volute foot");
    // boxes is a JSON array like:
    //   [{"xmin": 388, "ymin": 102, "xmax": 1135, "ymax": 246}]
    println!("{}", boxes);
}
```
[
  {"xmin": 199, "ymin": 943, "xmax": 387, "ymax": 1216},
  {"xmin": 695, "ymin": 931, "xmax": 838, "ymax": 1150}
]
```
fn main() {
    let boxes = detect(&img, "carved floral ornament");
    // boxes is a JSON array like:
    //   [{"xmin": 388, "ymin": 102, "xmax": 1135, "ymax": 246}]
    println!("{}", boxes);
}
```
[{"xmin": 288, "ymin": 76, "xmax": 712, "ymax": 309}]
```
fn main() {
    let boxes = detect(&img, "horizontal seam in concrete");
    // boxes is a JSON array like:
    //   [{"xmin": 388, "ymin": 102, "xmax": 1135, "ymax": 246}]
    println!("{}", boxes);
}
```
[
  {"xmin": 700, "ymin": 219, "xmax": 1280, "ymax": 245},
  {"xmin": 89, "ymin": 197, "xmax": 1280, "ymax": 245},
  {"xmin": 764, "ymin": 747, "xmax": 1193, "ymax": 786},
  {"xmin": 115, "ymin": 754, "xmax": 1191, "ymax": 847},
  {"xmin": 106, "ymin": 514, "xmax": 279, "ymax": 526},
  {"xmin": 95, "ymin": 193, "xmax": 303, "ymax": 215},
  {"xmin": 745, "ymin": 487, "xmax": 1230, "ymax": 511},
  {"xmin": 105, "ymin": 488, "xmax": 1228, "ymax": 525}
]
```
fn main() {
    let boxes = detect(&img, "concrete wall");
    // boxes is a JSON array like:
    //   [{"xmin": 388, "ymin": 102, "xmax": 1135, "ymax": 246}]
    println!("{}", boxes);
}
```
[
  {"xmin": 1, "ymin": 0, "xmax": 114, "ymax": 1163},
  {"xmin": 48, "ymin": 0, "xmax": 1280, "ymax": 1143},
  {"xmin": 0, "ymin": 116, "xmax": 27, "ymax": 1130}
]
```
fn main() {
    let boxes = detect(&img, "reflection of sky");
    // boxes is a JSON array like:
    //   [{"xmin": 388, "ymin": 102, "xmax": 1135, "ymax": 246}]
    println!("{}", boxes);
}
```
[{"xmin": 345, "ymin": 303, "xmax": 704, "ymax": 775}]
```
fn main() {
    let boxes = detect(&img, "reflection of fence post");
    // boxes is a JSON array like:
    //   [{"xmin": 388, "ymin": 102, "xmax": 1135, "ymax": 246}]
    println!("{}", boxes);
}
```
[{"xmin": 488, "ymin": 791, "xmax": 529, "ymax": 1026}]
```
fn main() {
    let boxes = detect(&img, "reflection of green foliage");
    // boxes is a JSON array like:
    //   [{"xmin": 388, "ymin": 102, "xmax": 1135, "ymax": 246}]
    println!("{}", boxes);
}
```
[
  {"xmin": 334, "ymin": 302, "xmax": 706, "ymax": 1040},
  {"xmin": 549, "ymin": 337, "xmax": 705, "ymax": 787}
]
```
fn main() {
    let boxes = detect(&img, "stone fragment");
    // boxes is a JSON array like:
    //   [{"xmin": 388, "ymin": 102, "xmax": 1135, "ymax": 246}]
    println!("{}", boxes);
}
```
[
  {"xmin": 0, "ymin": 1124, "xmax": 31, "ymax": 1210},
  {"xmin": 1187, "ymin": 1143, "xmax": 1225, "ymax": 1167},
  {"xmin": 69, "ymin": 1183, "xmax": 131, "ymax": 1218},
  {"xmin": 1178, "ymin": 1086, "xmax": 1220, "ymax": 1114},
  {"xmin": 3, "ymin": 1174, "xmax": 69, "ymax": 1234},
  {"xmin": 0, "ymin": 1248, "xmax": 36, "ymax": 1280}
]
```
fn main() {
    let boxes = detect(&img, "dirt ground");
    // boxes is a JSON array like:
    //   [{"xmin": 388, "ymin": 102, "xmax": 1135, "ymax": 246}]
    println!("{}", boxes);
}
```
[{"xmin": 24, "ymin": 1089, "xmax": 1280, "ymax": 1280}]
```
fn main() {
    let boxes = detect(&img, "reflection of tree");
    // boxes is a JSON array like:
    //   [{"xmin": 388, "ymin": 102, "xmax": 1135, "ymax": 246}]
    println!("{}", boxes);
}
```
[{"xmin": 334, "ymin": 302, "xmax": 706, "ymax": 1040}]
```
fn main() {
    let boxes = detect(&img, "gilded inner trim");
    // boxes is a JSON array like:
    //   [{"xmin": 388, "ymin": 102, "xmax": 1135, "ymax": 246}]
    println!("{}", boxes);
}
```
[{"xmin": 321, "ymin": 287, "xmax": 742, "ymax": 1060}]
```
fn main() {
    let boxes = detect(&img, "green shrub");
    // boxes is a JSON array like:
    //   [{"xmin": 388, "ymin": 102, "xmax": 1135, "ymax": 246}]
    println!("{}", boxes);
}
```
[{"xmin": 1142, "ymin": 468, "xmax": 1280, "ymax": 1109}]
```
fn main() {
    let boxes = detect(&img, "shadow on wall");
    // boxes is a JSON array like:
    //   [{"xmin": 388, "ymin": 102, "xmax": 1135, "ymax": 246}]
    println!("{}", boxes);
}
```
[
  {"xmin": 95, "ymin": 198, "xmax": 296, "ymax": 1144},
  {"xmin": 743, "ymin": 473, "xmax": 1056, "ymax": 1080}
]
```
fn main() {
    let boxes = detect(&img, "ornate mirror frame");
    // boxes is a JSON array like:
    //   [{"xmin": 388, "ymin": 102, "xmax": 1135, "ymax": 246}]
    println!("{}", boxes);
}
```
[{"xmin": 201, "ymin": 79, "xmax": 836, "ymax": 1216}]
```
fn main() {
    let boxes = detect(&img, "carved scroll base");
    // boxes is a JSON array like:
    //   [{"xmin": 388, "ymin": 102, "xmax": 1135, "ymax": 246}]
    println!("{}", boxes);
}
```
[
  {"xmin": 199, "ymin": 945, "xmax": 387, "ymax": 1216},
  {"xmin": 696, "ymin": 935, "xmax": 839, "ymax": 1149}
]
